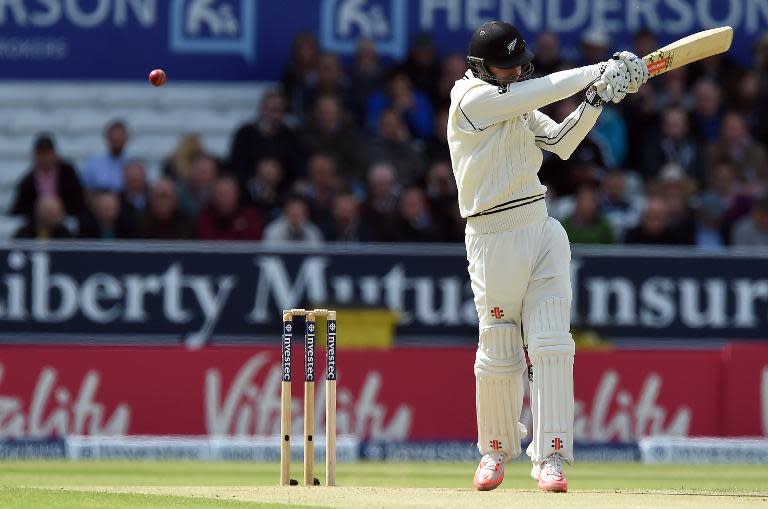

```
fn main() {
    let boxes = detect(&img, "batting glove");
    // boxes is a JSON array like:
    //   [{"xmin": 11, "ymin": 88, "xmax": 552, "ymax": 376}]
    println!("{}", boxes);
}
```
[
  {"xmin": 613, "ymin": 51, "xmax": 648, "ymax": 93},
  {"xmin": 594, "ymin": 57, "xmax": 630, "ymax": 104}
]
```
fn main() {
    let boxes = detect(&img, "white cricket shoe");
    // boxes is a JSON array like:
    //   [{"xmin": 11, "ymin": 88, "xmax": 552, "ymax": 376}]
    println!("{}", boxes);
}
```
[
  {"xmin": 473, "ymin": 451, "xmax": 505, "ymax": 491},
  {"xmin": 531, "ymin": 453, "xmax": 568, "ymax": 492}
]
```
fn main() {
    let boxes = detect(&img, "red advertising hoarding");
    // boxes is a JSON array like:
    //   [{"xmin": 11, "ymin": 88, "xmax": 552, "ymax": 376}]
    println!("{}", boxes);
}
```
[{"xmin": 0, "ymin": 346, "xmax": 763, "ymax": 441}]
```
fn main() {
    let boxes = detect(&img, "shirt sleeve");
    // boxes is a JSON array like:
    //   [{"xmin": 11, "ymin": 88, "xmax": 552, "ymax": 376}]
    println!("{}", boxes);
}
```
[
  {"xmin": 458, "ymin": 64, "xmax": 602, "ymax": 131},
  {"xmin": 528, "ymin": 102, "xmax": 602, "ymax": 160}
]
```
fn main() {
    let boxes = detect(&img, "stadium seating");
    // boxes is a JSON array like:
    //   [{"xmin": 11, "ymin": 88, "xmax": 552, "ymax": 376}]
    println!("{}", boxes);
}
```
[{"xmin": 0, "ymin": 81, "xmax": 270, "ymax": 215}]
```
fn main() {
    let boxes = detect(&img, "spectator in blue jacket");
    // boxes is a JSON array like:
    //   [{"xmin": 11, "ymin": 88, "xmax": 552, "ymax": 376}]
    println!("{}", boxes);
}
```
[
  {"xmin": 366, "ymin": 71, "xmax": 434, "ymax": 140},
  {"xmin": 80, "ymin": 120, "xmax": 130, "ymax": 192}
]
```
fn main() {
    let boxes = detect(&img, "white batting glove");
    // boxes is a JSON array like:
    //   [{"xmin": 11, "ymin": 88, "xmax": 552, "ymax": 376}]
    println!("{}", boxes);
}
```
[
  {"xmin": 613, "ymin": 51, "xmax": 648, "ymax": 93},
  {"xmin": 594, "ymin": 58, "xmax": 630, "ymax": 104}
]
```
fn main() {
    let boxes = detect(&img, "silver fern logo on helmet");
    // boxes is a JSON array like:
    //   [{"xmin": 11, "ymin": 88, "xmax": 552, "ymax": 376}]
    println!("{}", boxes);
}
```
[{"xmin": 507, "ymin": 39, "xmax": 517, "ymax": 54}]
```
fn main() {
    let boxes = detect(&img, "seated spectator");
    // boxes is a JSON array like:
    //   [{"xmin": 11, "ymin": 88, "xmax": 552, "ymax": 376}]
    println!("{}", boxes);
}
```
[
  {"xmin": 162, "ymin": 134, "xmax": 205, "ymax": 181},
  {"xmin": 350, "ymin": 39, "xmax": 387, "ymax": 123},
  {"xmin": 579, "ymin": 30, "xmax": 610, "ymax": 65},
  {"xmin": 246, "ymin": 157, "xmax": 284, "ymax": 222},
  {"xmin": 309, "ymin": 53, "xmax": 353, "ymax": 116},
  {"xmin": 136, "ymin": 178, "xmax": 193, "ymax": 239},
  {"xmin": 706, "ymin": 111, "xmax": 768, "ymax": 192},
  {"xmin": 263, "ymin": 195, "xmax": 323, "ymax": 245},
  {"xmin": 366, "ymin": 71, "xmax": 434, "ymax": 140},
  {"xmin": 562, "ymin": 185, "xmax": 614, "ymax": 244},
  {"xmin": 624, "ymin": 196, "xmax": 678, "ymax": 245},
  {"xmin": 539, "ymin": 132, "xmax": 605, "ymax": 198},
  {"xmin": 361, "ymin": 163, "xmax": 401, "ymax": 242},
  {"xmin": 691, "ymin": 80, "xmax": 722, "ymax": 143},
  {"xmin": 300, "ymin": 94, "xmax": 365, "ymax": 183},
  {"xmin": 642, "ymin": 107, "xmax": 702, "ymax": 183},
  {"xmin": 397, "ymin": 187, "xmax": 439, "ymax": 242},
  {"xmin": 398, "ymin": 33, "xmax": 441, "ymax": 104},
  {"xmin": 532, "ymin": 32, "xmax": 566, "ymax": 77},
  {"xmin": 197, "ymin": 175, "xmax": 263, "ymax": 241},
  {"xmin": 368, "ymin": 109, "xmax": 425, "ymax": 186},
  {"xmin": 731, "ymin": 197, "xmax": 768, "ymax": 246},
  {"xmin": 14, "ymin": 196, "xmax": 72, "ymax": 240},
  {"xmin": 599, "ymin": 170, "xmax": 642, "ymax": 241},
  {"xmin": 78, "ymin": 190, "xmax": 135, "ymax": 239},
  {"xmin": 327, "ymin": 193, "xmax": 371, "ymax": 242},
  {"xmin": 294, "ymin": 153, "xmax": 342, "ymax": 238},
  {"xmin": 177, "ymin": 154, "xmax": 219, "ymax": 217},
  {"xmin": 120, "ymin": 160, "xmax": 149, "ymax": 220},
  {"xmin": 425, "ymin": 161, "xmax": 463, "ymax": 242},
  {"xmin": 695, "ymin": 160, "xmax": 754, "ymax": 244},
  {"xmin": 656, "ymin": 67, "xmax": 690, "ymax": 111},
  {"xmin": 424, "ymin": 107, "xmax": 450, "ymax": 164},
  {"xmin": 436, "ymin": 53, "xmax": 467, "ymax": 109},
  {"xmin": 10, "ymin": 134, "xmax": 85, "ymax": 218},
  {"xmin": 657, "ymin": 165, "xmax": 697, "ymax": 244},
  {"xmin": 282, "ymin": 32, "xmax": 320, "ymax": 117},
  {"xmin": 80, "ymin": 120, "xmax": 130, "ymax": 192},
  {"xmin": 229, "ymin": 90, "xmax": 303, "ymax": 185}
]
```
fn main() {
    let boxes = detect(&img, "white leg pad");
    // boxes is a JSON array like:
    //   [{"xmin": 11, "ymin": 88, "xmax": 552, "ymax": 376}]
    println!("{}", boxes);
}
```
[
  {"xmin": 525, "ymin": 297, "xmax": 575, "ymax": 465},
  {"xmin": 475, "ymin": 325, "xmax": 527, "ymax": 460}
]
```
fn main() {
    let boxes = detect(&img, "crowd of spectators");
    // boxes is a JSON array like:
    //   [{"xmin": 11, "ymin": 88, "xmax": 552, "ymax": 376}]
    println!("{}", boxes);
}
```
[{"xmin": 8, "ymin": 29, "xmax": 768, "ymax": 247}]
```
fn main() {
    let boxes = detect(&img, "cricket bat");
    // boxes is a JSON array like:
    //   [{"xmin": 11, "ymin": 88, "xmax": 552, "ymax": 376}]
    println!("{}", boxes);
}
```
[
  {"xmin": 592, "ymin": 26, "xmax": 733, "ymax": 93},
  {"xmin": 644, "ymin": 26, "xmax": 733, "ymax": 78}
]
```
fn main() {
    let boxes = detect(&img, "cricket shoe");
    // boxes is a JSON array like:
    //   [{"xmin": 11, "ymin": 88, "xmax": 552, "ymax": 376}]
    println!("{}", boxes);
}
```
[
  {"xmin": 531, "ymin": 453, "xmax": 568, "ymax": 492},
  {"xmin": 473, "ymin": 451, "xmax": 505, "ymax": 491}
]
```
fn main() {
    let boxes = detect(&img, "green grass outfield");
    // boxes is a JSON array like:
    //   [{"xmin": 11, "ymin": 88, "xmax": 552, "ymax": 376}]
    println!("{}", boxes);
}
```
[{"xmin": 1, "ymin": 461, "xmax": 767, "ymax": 509}]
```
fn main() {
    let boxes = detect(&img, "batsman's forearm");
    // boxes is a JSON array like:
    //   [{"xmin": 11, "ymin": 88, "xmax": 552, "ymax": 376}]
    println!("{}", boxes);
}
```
[
  {"xmin": 459, "ymin": 64, "xmax": 602, "ymax": 128},
  {"xmin": 535, "ymin": 102, "xmax": 602, "ymax": 160}
]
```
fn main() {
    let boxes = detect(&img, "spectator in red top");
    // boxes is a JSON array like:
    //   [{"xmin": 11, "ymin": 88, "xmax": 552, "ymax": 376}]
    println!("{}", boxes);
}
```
[
  {"xmin": 10, "ymin": 134, "xmax": 84, "ymax": 218},
  {"xmin": 197, "ymin": 175, "xmax": 263, "ymax": 241}
]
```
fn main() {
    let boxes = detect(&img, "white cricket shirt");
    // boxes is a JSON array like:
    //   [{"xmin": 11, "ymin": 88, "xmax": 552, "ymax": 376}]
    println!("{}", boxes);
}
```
[{"xmin": 448, "ymin": 65, "xmax": 604, "ymax": 234}]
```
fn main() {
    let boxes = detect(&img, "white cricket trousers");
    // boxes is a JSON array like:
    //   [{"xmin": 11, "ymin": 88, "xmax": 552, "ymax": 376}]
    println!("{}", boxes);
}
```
[{"xmin": 466, "ymin": 216, "xmax": 576, "ymax": 465}]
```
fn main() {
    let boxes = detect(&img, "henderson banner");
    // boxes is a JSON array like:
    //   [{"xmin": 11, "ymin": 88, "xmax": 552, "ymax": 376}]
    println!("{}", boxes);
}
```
[
  {"xmin": 0, "ymin": 345, "xmax": 764, "ymax": 441},
  {"xmin": 0, "ymin": 0, "xmax": 763, "ymax": 81},
  {"xmin": 1, "ymin": 241, "xmax": 768, "ymax": 343}
]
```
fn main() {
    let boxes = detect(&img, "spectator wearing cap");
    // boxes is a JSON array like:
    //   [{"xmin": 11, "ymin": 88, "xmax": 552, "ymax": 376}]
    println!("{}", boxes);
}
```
[
  {"xmin": 136, "ymin": 178, "xmax": 193, "ymax": 240},
  {"xmin": 78, "ymin": 190, "xmax": 135, "ymax": 239},
  {"xmin": 642, "ymin": 107, "xmax": 702, "ymax": 183},
  {"xmin": 624, "ymin": 195, "xmax": 679, "ymax": 245},
  {"xmin": 562, "ymin": 185, "xmax": 614, "ymax": 244},
  {"xmin": 705, "ymin": 111, "xmax": 768, "ymax": 192},
  {"xmin": 10, "ymin": 134, "xmax": 85, "ymax": 218},
  {"xmin": 263, "ymin": 194, "xmax": 324, "ymax": 245},
  {"xmin": 80, "ymin": 120, "xmax": 130, "ymax": 192},
  {"xmin": 300, "ymin": 95, "xmax": 366, "ymax": 184},
  {"xmin": 229, "ymin": 90, "xmax": 304, "ymax": 186},
  {"xmin": 366, "ymin": 71, "xmax": 434, "ymax": 140},
  {"xmin": 14, "ymin": 196, "xmax": 72, "ymax": 240},
  {"xmin": 197, "ymin": 175, "xmax": 263, "ymax": 241},
  {"xmin": 731, "ymin": 197, "xmax": 768, "ymax": 246}
]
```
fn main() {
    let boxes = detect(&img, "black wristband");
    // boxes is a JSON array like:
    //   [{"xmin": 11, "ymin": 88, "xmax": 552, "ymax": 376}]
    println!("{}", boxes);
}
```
[{"xmin": 586, "ymin": 86, "xmax": 603, "ymax": 108}]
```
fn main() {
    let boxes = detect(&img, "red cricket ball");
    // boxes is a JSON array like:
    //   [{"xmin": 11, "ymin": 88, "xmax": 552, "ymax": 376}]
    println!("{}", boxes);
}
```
[{"xmin": 149, "ymin": 69, "xmax": 166, "ymax": 87}]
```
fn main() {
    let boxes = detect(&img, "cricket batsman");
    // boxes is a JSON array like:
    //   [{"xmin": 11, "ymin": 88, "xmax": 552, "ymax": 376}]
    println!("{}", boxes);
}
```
[{"xmin": 448, "ymin": 21, "xmax": 648, "ymax": 492}]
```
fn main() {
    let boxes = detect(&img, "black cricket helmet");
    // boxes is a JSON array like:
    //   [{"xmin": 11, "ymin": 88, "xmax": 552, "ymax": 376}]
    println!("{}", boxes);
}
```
[{"xmin": 468, "ymin": 21, "xmax": 534, "ymax": 85}]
